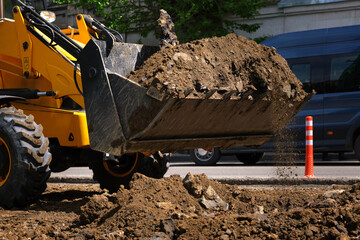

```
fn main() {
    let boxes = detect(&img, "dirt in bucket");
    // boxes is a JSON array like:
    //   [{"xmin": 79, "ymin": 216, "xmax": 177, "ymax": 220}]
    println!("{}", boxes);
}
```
[{"xmin": 128, "ymin": 33, "xmax": 309, "ymax": 103}]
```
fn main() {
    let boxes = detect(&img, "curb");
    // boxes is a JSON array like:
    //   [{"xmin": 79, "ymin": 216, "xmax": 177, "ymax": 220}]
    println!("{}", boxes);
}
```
[
  {"xmin": 49, "ymin": 175, "xmax": 360, "ymax": 185},
  {"xmin": 49, "ymin": 176, "xmax": 95, "ymax": 184},
  {"xmin": 216, "ymin": 177, "xmax": 360, "ymax": 186}
]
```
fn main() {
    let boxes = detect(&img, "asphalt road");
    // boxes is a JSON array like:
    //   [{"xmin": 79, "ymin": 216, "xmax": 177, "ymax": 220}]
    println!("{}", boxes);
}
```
[{"xmin": 50, "ymin": 153, "xmax": 360, "ymax": 180}]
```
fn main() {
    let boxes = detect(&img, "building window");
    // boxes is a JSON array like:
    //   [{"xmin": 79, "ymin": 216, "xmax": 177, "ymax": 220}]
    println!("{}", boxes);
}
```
[{"xmin": 278, "ymin": 0, "xmax": 348, "ymax": 8}]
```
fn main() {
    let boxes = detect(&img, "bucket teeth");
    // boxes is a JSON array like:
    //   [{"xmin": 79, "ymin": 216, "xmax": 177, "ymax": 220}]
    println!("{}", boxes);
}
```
[
  {"xmin": 184, "ymin": 88, "xmax": 194, "ymax": 97},
  {"xmin": 205, "ymin": 89, "xmax": 217, "ymax": 99},
  {"xmin": 241, "ymin": 90, "xmax": 254, "ymax": 100},
  {"xmin": 222, "ymin": 90, "xmax": 235, "ymax": 100}
]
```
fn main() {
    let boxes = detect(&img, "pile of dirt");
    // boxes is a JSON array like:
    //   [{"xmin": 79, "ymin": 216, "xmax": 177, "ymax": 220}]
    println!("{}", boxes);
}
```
[
  {"xmin": 1, "ymin": 174, "xmax": 360, "ymax": 239},
  {"xmin": 128, "ymin": 33, "xmax": 308, "ymax": 101}
]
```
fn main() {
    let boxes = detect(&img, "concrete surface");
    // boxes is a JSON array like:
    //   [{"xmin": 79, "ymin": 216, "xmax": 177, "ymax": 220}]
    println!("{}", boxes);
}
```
[{"xmin": 49, "ymin": 165, "xmax": 360, "ymax": 186}]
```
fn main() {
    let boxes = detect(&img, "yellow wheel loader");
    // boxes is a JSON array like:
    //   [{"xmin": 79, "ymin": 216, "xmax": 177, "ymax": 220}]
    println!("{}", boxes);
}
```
[{"xmin": 0, "ymin": 0, "xmax": 308, "ymax": 208}]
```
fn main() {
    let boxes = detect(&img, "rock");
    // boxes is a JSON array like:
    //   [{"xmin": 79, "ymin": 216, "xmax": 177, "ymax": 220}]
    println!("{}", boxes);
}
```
[
  {"xmin": 160, "ymin": 218, "xmax": 176, "ymax": 238},
  {"xmin": 236, "ymin": 81, "xmax": 243, "ymax": 92},
  {"xmin": 173, "ymin": 52, "xmax": 192, "ymax": 62},
  {"xmin": 323, "ymin": 190, "xmax": 345, "ymax": 198},
  {"xmin": 183, "ymin": 172, "xmax": 203, "ymax": 197},
  {"xmin": 200, "ymin": 197, "xmax": 217, "ymax": 209},
  {"xmin": 157, "ymin": 9, "xmax": 179, "ymax": 49},
  {"xmin": 256, "ymin": 206, "xmax": 264, "ymax": 214},
  {"xmin": 156, "ymin": 201, "xmax": 174, "ymax": 210},
  {"xmin": 204, "ymin": 186, "xmax": 218, "ymax": 200},
  {"xmin": 200, "ymin": 196, "xmax": 229, "ymax": 211},
  {"xmin": 282, "ymin": 83, "xmax": 292, "ymax": 98}
]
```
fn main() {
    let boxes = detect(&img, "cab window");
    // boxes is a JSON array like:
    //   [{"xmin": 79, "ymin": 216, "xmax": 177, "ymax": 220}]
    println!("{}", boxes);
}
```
[{"xmin": 4, "ymin": 0, "xmax": 18, "ymax": 19}]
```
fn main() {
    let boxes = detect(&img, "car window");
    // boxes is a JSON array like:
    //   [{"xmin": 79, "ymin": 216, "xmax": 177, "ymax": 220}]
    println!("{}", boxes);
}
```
[
  {"xmin": 291, "ymin": 64, "xmax": 311, "ymax": 83},
  {"xmin": 329, "ymin": 54, "xmax": 360, "ymax": 92},
  {"xmin": 291, "ymin": 63, "xmax": 312, "ymax": 92}
]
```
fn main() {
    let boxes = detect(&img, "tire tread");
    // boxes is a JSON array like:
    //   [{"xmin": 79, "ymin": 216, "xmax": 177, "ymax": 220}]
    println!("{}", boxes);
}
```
[{"xmin": 0, "ymin": 107, "xmax": 52, "ymax": 208}]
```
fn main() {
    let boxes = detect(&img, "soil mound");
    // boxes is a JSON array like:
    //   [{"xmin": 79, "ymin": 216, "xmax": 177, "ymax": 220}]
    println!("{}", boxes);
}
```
[
  {"xmin": 128, "ymin": 33, "xmax": 308, "ymax": 101},
  {"xmin": 1, "ymin": 176, "xmax": 360, "ymax": 239},
  {"xmin": 78, "ymin": 174, "xmax": 360, "ymax": 239}
]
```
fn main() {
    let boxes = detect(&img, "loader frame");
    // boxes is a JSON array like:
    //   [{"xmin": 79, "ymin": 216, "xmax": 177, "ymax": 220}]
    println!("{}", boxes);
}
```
[{"xmin": 0, "ymin": 1, "xmax": 90, "ymax": 147}]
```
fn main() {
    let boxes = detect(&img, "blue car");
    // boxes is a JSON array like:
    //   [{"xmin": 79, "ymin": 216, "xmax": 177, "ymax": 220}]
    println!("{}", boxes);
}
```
[{"xmin": 190, "ymin": 25, "xmax": 360, "ymax": 165}]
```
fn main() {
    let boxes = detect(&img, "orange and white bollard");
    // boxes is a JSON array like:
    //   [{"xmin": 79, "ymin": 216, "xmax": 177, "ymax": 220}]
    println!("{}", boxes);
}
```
[{"xmin": 304, "ymin": 116, "xmax": 316, "ymax": 178}]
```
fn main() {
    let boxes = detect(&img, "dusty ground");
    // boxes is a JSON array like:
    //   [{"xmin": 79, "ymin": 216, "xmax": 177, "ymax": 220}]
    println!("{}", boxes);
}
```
[{"xmin": 1, "ymin": 173, "xmax": 360, "ymax": 239}]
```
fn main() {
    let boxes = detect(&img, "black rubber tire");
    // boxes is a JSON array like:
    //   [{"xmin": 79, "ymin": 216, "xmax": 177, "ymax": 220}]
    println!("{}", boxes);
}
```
[
  {"xmin": 354, "ymin": 135, "xmax": 360, "ymax": 161},
  {"xmin": 190, "ymin": 148, "xmax": 221, "ymax": 166},
  {"xmin": 235, "ymin": 152, "xmax": 264, "ymax": 165},
  {"xmin": 0, "ymin": 107, "xmax": 51, "ymax": 208},
  {"xmin": 90, "ymin": 153, "xmax": 145, "ymax": 193},
  {"xmin": 49, "ymin": 145, "xmax": 75, "ymax": 172}
]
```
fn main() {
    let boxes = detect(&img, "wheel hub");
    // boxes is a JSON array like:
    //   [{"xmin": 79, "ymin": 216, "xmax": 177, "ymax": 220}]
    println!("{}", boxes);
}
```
[
  {"xmin": 197, "ymin": 148, "xmax": 209, "ymax": 156},
  {"xmin": 195, "ymin": 148, "xmax": 213, "ymax": 160},
  {"xmin": 103, "ymin": 153, "xmax": 138, "ymax": 178}
]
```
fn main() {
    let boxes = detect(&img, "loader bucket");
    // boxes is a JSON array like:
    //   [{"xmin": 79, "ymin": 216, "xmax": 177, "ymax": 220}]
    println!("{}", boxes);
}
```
[{"xmin": 78, "ymin": 40, "xmax": 311, "ymax": 156}]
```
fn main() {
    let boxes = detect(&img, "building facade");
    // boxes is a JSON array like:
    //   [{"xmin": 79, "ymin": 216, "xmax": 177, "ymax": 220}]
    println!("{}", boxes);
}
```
[
  {"xmin": 45, "ymin": 0, "xmax": 360, "ymax": 45},
  {"xmin": 235, "ymin": 0, "xmax": 360, "ymax": 39}
]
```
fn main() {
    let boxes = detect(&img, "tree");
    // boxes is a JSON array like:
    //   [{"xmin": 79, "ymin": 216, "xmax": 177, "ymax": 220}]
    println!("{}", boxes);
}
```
[{"xmin": 54, "ymin": 0, "xmax": 274, "ymax": 42}]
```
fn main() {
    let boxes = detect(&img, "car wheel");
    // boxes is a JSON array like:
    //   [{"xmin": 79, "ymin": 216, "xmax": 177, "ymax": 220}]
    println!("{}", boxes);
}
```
[
  {"xmin": 90, "ymin": 153, "xmax": 144, "ymax": 193},
  {"xmin": 190, "ymin": 148, "xmax": 221, "ymax": 166},
  {"xmin": 235, "ymin": 152, "xmax": 264, "ymax": 165}
]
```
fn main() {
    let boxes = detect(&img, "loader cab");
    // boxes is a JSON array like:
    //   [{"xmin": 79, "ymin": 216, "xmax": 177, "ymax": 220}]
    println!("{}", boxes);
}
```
[{"xmin": 1, "ymin": 0, "xmax": 54, "ymax": 20}]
